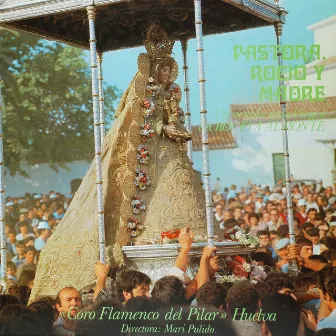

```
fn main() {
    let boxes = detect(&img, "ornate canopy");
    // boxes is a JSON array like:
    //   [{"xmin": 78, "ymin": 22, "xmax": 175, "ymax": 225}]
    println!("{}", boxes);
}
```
[{"xmin": 0, "ymin": 0, "xmax": 287, "ymax": 52}]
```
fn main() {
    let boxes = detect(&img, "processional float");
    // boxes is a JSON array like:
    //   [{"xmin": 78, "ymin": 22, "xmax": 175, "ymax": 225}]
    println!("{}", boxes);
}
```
[{"xmin": 0, "ymin": 0, "xmax": 297, "ymax": 296}]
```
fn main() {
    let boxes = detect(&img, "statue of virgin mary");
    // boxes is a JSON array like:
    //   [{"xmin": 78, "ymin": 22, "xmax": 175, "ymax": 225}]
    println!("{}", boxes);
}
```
[{"xmin": 30, "ymin": 25, "xmax": 208, "ymax": 300}]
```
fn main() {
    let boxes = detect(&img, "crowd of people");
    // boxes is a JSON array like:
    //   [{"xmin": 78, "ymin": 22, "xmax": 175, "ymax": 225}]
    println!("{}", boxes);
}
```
[
  {"xmin": 0, "ymin": 179, "xmax": 335, "ymax": 335},
  {"xmin": 213, "ymin": 178, "xmax": 336, "ymax": 264},
  {"xmin": 3, "ymin": 192, "xmax": 69, "ymax": 290}
]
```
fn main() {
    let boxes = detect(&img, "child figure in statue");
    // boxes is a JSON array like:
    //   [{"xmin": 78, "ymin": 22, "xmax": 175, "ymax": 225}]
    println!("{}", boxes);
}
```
[{"xmin": 30, "ymin": 25, "xmax": 208, "ymax": 300}]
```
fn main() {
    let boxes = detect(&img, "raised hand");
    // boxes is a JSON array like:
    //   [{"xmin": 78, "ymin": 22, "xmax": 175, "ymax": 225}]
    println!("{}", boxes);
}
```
[
  {"xmin": 94, "ymin": 261, "xmax": 110, "ymax": 279},
  {"xmin": 202, "ymin": 246, "xmax": 217, "ymax": 260},
  {"xmin": 178, "ymin": 227, "xmax": 194, "ymax": 248}
]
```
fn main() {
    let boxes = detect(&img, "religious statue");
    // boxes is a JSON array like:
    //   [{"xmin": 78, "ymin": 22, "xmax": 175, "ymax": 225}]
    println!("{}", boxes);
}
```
[{"xmin": 30, "ymin": 25, "xmax": 208, "ymax": 300}]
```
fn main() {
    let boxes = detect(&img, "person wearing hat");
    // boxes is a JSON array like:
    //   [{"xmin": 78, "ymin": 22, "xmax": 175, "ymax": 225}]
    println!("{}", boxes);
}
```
[
  {"xmin": 275, "ymin": 238, "xmax": 290, "ymax": 273},
  {"xmin": 306, "ymin": 227, "xmax": 328, "ymax": 255},
  {"xmin": 295, "ymin": 199, "xmax": 308, "ymax": 228},
  {"xmin": 34, "ymin": 221, "xmax": 52, "ymax": 251}
]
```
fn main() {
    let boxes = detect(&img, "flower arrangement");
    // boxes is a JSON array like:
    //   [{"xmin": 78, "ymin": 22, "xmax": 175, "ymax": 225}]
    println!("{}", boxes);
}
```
[
  {"xmin": 127, "ymin": 217, "xmax": 140, "ymax": 229},
  {"xmin": 169, "ymin": 83, "xmax": 181, "ymax": 99},
  {"xmin": 134, "ymin": 168, "xmax": 150, "ymax": 190},
  {"xmin": 140, "ymin": 123, "xmax": 155, "ymax": 142},
  {"xmin": 223, "ymin": 225, "xmax": 241, "ymax": 240},
  {"xmin": 142, "ymin": 99, "xmax": 155, "ymax": 118},
  {"xmin": 145, "ymin": 77, "xmax": 162, "ymax": 97},
  {"xmin": 226, "ymin": 256, "xmax": 250, "ymax": 278},
  {"xmin": 161, "ymin": 229, "xmax": 180, "ymax": 244},
  {"xmin": 131, "ymin": 196, "xmax": 146, "ymax": 214},
  {"xmin": 156, "ymin": 229, "xmax": 218, "ymax": 245},
  {"xmin": 127, "ymin": 217, "xmax": 144, "ymax": 237},
  {"xmin": 249, "ymin": 262, "xmax": 268, "ymax": 284},
  {"xmin": 234, "ymin": 231, "xmax": 260, "ymax": 248},
  {"xmin": 137, "ymin": 145, "xmax": 150, "ymax": 164},
  {"xmin": 219, "ymin": 257, "xmax": 268, "ymax": 284},
  {"xmin": 223, "ymin": 225, "xmax": 259, "ymax": 248}
]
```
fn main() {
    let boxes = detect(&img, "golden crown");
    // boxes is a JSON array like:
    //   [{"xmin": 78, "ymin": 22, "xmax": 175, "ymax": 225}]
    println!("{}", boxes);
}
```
[{"xmin": 144, "ymin": 24, "xmax": 175, "ymax": 59}]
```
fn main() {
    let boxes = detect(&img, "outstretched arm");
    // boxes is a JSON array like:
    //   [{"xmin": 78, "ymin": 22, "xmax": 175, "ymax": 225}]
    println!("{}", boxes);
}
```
[
  {"xmin": 174, "ymin": 228, "xmax": 193, "ymax": 272},
  {"xmin": 196, "ymin": 246, "xmax": 217, "ymax": 289},
  {"xmin": 93, "ymin": 262, "xmax": 111, "ymax": 301}
]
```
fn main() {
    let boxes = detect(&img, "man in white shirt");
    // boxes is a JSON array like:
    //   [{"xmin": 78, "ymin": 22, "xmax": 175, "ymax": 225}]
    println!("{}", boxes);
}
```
[{"xmin": 34, "ymin": 221, "xmax": 51, "ymax": 251}]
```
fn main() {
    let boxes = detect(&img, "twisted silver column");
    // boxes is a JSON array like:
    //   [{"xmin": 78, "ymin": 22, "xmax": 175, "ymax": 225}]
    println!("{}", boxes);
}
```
[
  {"xmin": 193, "ymin": 0, "xmax": 214, "ymax": 246},
  {"xmin": 97, "ymin": 52, "xmax": 105, "ymax": 146},
  {"xmin": 181, "ymin": 39, "xmax": 193, "ymax": 163},
  {"xmin": 87, "ymin": 6, "xmax": 106, "ymax": 263},
  {"xmin": 0, "ymin": 80, "xmax": 6, "ymax": 289},
  {"xmin": 275, "ymin": 21, "xmax": 298, "ymax": 276}
]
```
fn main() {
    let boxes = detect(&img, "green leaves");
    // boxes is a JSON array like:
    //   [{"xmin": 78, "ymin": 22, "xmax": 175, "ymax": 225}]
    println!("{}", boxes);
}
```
[{"xmin": 1, "ymin": 30, "xmax": 120, "ymax": 176}]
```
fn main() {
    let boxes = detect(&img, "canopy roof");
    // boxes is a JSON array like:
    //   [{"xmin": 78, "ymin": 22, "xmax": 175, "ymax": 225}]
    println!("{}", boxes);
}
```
[{"xmin": 0, "ymin": 0, "xmax": 287, "ymax": 52}]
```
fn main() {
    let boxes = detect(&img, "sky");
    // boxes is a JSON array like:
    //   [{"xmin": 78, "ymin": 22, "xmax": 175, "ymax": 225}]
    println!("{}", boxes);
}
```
[{"xmin": 100, "ymin": 0, "xmax": 336, "ymax": 187}]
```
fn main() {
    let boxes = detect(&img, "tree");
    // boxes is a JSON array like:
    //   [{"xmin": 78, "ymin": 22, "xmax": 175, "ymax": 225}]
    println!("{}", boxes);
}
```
[{"xmin": 1, "ymin": 30, "xmax": 120, "ymax": 176}]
